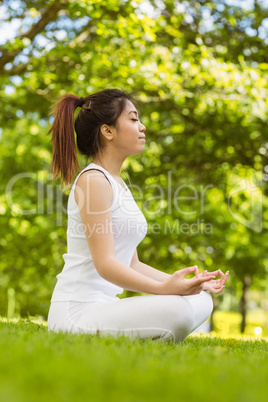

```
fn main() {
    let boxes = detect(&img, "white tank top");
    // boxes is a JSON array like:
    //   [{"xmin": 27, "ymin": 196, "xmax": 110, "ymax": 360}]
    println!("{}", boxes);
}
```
[{"xmin": 50, "ymin": 163, "xmax": 148, "ymax": 302}]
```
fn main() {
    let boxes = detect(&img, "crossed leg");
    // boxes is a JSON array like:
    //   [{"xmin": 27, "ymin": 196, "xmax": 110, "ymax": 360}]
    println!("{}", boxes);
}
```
[{"xmin": 48, "ymin": 291, "xmax": 213, "ymax": 342}]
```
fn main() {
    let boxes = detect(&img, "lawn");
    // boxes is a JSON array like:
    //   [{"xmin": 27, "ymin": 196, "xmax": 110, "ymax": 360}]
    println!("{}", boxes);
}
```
[{"xmin": 0, "ymin": 319, "xmax": 267, "ymax": 402}]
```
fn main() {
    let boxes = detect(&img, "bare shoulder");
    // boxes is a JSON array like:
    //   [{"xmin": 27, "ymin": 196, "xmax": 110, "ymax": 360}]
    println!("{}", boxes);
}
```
[
  {"xmin": 74, "ymin": 169, "xmax": 116, "ymax": 273},
  {"xmin": 74, "ymin": 169, "xmax": 113, "ymax": 211}
]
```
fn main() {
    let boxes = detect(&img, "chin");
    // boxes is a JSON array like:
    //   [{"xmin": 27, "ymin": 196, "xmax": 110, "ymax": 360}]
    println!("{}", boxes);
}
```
[{"xmin": 129, "ymin": 148, "xmax": 145, "ymax": 156}]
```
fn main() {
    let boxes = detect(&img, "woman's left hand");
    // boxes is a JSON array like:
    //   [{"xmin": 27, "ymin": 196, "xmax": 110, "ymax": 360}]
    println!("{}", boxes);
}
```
[{"xmin": 200, "ymin": 269, "xmax": 229, "ymax": 294}]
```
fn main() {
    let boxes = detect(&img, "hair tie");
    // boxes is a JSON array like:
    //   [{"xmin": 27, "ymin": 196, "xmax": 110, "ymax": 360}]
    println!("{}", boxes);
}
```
[{"xmin": 78, "ymin": 97, "xmax": 84, "ymax": 107}]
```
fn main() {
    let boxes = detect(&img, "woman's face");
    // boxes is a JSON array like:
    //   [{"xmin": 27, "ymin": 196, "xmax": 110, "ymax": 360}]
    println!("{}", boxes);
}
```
[{"xmin": 113, "ymin": 100, "xmax": 146, "ymax": 156}]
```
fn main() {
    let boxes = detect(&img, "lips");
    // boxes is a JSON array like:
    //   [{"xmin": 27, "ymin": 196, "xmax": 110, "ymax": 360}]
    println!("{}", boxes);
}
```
[{"xmin": 139, "ymin": 136, "xmax": 146, "ymax": 139}]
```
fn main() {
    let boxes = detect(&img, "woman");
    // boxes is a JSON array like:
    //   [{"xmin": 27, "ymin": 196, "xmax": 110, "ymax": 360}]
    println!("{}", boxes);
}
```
[{"xmin": 47, "ymin": 89, "xmax": 228, "ymax": 342}]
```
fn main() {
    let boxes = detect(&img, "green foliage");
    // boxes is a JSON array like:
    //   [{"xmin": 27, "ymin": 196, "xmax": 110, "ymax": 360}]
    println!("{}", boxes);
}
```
[
  {"xmin": 0, "ymin": 319, "xmax": 267, "ymax": 402},
  {"xmin": 0, "ymin": 1, "xmax": 268, "ymax": 318}
]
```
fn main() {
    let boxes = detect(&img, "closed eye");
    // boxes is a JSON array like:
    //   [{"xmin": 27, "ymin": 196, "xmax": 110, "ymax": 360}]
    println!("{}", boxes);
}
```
[{"xmin": 131, "ymin": 119, "xmax": 139, "ymax": 122}]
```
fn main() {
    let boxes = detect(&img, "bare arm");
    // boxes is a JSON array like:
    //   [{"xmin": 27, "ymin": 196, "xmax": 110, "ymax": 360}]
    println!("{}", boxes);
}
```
[
  {"xmin": 75, "ymin": 170, "xmax": 215, "ymax": 296},
  {"xmin": 130, "ymin": 249, "xmax": 171, "ymax": 282},
  {"xmin": 75, "ymin": 171, "xmax": 162, "ymax": 294}
]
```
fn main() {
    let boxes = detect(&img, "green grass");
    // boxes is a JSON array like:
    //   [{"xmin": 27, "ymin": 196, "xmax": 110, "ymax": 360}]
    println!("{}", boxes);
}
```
[{"xmin": 0, "ymin": 319, "xmax": 267, "ymax": 402}]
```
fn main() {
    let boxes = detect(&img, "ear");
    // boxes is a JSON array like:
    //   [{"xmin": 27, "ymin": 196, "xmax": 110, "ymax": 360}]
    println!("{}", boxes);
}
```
[{"xmin": 100, "ymin": 124, "xmax": 114, "ymax": 141}]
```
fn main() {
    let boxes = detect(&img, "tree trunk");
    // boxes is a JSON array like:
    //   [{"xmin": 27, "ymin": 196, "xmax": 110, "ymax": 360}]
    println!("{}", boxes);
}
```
[
  {"xmin": 240, "ymin": 275, "xmax": 251, "ymax": 333},
  {"xmin": 210, "ymin": 309, "xmax": 214, "ymax": 332},
  {"xmin": 209, "ymin": 295, "xmax": 217, "ymax": 332}
]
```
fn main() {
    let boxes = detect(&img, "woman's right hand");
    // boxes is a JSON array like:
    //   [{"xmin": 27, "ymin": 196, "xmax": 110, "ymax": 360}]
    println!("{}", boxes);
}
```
[{"xmin": 157, "ymin": 265, "xmax": 216, "ymax": 296}]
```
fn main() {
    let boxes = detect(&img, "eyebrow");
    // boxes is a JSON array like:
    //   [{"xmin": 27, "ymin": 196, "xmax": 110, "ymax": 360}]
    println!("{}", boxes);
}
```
[{"xmin": 128, "ymin": 111, "xmax": 139, "ymax": 117}]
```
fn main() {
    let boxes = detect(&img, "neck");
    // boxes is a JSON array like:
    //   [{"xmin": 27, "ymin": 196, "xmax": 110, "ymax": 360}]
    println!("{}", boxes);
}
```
[{"xmin": 91, "ymin": 154, "xmax": 126, "ymax": 178}]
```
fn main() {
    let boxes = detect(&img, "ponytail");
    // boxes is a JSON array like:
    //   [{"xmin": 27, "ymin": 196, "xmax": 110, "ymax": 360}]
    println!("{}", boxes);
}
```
[{"xmin": 47, "ymin": 94, "xmax": 82, "ymax": 185}]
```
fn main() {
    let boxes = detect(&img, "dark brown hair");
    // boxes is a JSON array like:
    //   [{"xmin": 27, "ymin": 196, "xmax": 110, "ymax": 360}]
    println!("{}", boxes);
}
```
[{"xmin": 47, "ymin": 89, "xmax": 135, "ymax": 185}]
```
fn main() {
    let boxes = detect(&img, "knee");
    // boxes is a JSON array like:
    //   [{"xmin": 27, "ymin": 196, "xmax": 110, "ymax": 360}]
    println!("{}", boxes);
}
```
[
  {"xmin": 168, "ymin": 298, "xmax": 195, "ymax": 342},
  {"xmin": 170, "ymin": 292, "xmax": 213, "ymax": 341},
  {"xmin": 185, "ymin": 291, "xmax": 214, "ymax": 333},
  {"xmin": 200, "ymin": 290, "xmax": 214, "ymax": 317}
]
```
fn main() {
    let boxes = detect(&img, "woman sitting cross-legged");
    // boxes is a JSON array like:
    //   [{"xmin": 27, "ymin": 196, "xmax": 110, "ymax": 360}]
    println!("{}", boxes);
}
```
[{"xmin": 47, "ymin": 89, "xmax": 228, "ymax": 342}]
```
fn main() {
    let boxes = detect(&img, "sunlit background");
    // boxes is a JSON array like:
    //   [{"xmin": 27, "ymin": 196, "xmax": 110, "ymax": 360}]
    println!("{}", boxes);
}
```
[{"xmin": 0, "ymin": 0, "xmax": 268, "ymax": 339}]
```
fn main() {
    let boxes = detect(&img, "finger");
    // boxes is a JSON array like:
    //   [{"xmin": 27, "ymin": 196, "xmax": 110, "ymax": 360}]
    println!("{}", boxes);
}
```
[
  {"xmin": 220, "ymin": 271, "xmax": 229, "ymax": 286},
  {"xmin": 214, "ymin": 269, "xmax": 226, "ymax": 286},
  {"xmin": 207, "ymin": 269, "xmax": 221, "ymax": 277},
  {"xmin": 194, "ymin": 265, "xmax": 200, "ymax": 278},
  {"xmin": 212, "ymin": 285, "xmax": 225, "ymax": 294},
  {"xmin": 210, "ymin": 280, "xmax": 222, "ymax": 289},
  {"xmin": 222, "ymin": 271, "xmax": 229, "ymax": 282},
  {"xmin": 199, "ymin": 274, "xmax": 216, "ymax": 283},
  {"xmin": 180, "ymin": 266, "xmax": 199, "ymax": 277},
  {"xmin": 214, "ymin": 283, "xmax": 224, "ymax": 290},
  {"xmin": 219, "ymin": 269, "xmax": 225, "ymax": 279},
  {"xmin": 192, "ymin": 274, "xmax": 215, "ymax": 284},
  {"xmin": 206, "ymin": 285, "xmax": 222, "ymax": 294}
]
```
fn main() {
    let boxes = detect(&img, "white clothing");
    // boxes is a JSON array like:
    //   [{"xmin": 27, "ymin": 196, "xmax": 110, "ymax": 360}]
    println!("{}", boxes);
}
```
[
  {"xmin": 48, "ymin": 162, "xmax": 213, "ymax": 342},
  {"xmin": 50, "ymin": 162, "xmax": 147, "ymax": 303},
  {"xmin": 47, "ymin": 292, "xmax": 213, "ymax": 342}
]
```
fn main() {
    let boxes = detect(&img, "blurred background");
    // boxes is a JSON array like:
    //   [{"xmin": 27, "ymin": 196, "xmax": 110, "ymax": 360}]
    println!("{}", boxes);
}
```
[{"xmin": 0, "ymin": 0, "xmax": 267, "ymax": 338}]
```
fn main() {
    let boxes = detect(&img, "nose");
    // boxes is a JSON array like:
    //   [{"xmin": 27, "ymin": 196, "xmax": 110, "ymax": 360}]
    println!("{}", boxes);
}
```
[{"xmin": 139, "ymin": 122, "xmax": 146, "ymax": 132}]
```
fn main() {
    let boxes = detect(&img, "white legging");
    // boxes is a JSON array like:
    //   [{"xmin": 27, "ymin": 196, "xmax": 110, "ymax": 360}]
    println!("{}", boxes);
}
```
[{"xmin": 47, "ymin": 291, "xmax": 213, "ymax": 342}]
